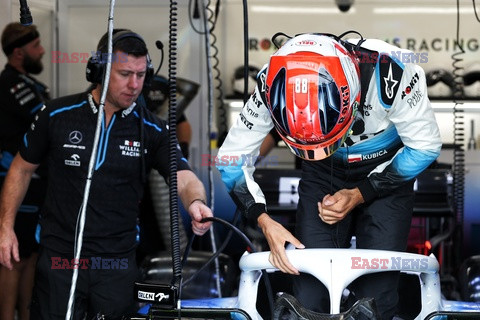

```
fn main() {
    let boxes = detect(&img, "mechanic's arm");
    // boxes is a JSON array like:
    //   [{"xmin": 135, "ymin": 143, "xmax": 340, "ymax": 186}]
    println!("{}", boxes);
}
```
[
  {"xmin": 177, "ymin": 169, "xmax": 213, "ymax": 236},
  {"xmin": 0, "ymin": 154, "xmax": 38, "ymax": 269}
]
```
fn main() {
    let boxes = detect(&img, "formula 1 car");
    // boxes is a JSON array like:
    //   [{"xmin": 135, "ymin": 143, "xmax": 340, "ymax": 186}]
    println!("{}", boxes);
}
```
[{"xmin": 133, "ymin": 248, "xmax": 480, "ymax": 320}]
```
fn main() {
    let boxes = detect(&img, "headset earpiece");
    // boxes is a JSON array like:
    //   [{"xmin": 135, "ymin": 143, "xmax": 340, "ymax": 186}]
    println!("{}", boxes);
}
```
[
  {"xmin": 85, "ymin": 52, "xmax": 104, "ymax": 84},
  {"xmin": 85, "ymin": 30, "xmax": 154, "ymax": 85}
]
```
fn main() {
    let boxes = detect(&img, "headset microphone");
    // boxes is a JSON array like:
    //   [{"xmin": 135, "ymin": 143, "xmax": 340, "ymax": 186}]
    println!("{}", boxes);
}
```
[
  {"xmin": 19, "ymin": 0, "xmax": 33, "ymax": 25},
  {"xmin": 154, "ymin": 40, "xmax": 164, "ymax": 76}
]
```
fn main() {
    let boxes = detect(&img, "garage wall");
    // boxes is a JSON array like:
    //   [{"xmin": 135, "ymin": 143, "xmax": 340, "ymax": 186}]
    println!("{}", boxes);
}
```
[{"xmin": 217, "ymin": 0, "xmax": 480, "ymax": 95}]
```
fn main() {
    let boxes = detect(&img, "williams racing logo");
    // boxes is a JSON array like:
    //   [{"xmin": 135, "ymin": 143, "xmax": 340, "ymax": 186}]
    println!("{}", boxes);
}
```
[
  {"xmin": 347, "ymin": 150, "xmax": 388, "ymax": 163},
  {"xmin": 120, "ymin": 140, "xmax": 141, "ymax": 157}
]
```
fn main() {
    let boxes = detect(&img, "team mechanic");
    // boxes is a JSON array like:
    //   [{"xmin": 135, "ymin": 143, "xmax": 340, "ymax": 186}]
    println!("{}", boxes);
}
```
[
  {"xmin": 216, "ymin": 33, "xmax": 441, "ymax": 319},
  {"xmin": 0, "ymin": 29, "xmax": 212, "ymax": 319},
  {"xmin": 0, "ymin": 23, "xmax": 50, "ymax": 259},
  {"xmin": 0, "ymin": 22, "xmax": 50, "ymax": 320}
]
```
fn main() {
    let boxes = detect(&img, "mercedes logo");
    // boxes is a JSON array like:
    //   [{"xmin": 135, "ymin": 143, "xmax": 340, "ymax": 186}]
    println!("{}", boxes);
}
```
[{"xmin": 69, "ymin": 131, "xmax": 83, "ymax": 144}]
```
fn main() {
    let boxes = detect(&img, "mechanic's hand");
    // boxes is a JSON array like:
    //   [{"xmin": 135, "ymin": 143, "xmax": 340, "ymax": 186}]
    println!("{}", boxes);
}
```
[
  {"xmin": 0, "ymin": 226, "xmax": 20, "ymax": 270},
  {"xmin": 257, "ymin": 213, "xmax": 305, "ymax": 275},
  {"xmin": 188, "ymin": 200, "xmax": 213, "ymax": 236},
  {"xmin": 318, "ymin": 187, "xmax": 364, "ymax": 225}
]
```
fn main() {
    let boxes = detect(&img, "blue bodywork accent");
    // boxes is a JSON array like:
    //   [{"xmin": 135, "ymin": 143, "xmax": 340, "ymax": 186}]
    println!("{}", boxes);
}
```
[
  {"xmin": 138, "ymin": 298, "xmax": 248, "ymax": 319},
  {"xmin": 442, "ymin": 300, "xmax": 480, "ymax": 312}
]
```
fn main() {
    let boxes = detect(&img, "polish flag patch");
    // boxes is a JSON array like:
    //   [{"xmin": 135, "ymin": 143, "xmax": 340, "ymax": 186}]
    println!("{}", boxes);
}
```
[{"xmin": 348, "ymin": 154, "xmax": 362, "ymax": 163}]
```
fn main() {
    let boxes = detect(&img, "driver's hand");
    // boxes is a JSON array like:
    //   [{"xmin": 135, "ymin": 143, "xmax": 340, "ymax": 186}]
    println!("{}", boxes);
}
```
[{"xmin": 257, "ymin": 213, "xmax": 304, "ymax": 275}]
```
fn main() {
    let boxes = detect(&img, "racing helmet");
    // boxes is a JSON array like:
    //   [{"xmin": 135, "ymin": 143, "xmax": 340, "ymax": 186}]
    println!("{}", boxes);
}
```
[{"xmin": 265, "ymin": 34, "xmax": 360, "ymax": 161}]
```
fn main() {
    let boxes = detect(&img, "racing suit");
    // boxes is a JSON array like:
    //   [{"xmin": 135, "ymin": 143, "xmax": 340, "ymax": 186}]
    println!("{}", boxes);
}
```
[
  {"xmin": 217, "ymin": 38, "xmax": 442, "ymax": 319},
  {"xmin": 0, "ymin": 63, "xmax": 50, "ymax": 257}
]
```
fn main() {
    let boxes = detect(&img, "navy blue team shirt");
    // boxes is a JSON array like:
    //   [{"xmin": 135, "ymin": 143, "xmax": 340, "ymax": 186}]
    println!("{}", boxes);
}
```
[{"xmin": 19, "ymin": 91, "xmax": 190, "ymax": 255}]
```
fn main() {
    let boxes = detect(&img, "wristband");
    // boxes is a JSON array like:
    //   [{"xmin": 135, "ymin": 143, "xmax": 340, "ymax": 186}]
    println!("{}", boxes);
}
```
[{"xmin": 190, "ymin": 198, "xmax": 206, "ymax": 206}]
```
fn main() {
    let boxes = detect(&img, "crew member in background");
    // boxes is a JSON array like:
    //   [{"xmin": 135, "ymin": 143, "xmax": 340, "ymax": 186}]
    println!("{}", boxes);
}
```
[
  {"xmin": 0, "ymin": 22, "xmax": 49, "ymax": 320},
  {"xmin": 216, "ymin": 33, "xmax": 441, "ymax": 319}
]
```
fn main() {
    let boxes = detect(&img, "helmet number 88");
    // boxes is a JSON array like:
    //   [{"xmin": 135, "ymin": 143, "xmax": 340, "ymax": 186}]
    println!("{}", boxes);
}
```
[{"xmin": 295, "ymin": 78, "xmax": 308, "ymax": 93}]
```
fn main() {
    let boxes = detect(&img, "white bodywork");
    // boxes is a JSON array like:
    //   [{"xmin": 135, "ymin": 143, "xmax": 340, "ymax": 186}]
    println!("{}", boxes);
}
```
[
  {"xmin": 179, "ymin": 248, "xmax": 480, "ymax": 319},
  {"xmin": 235, "ymin": 248, "xmax": 456, "ymax": 319}
]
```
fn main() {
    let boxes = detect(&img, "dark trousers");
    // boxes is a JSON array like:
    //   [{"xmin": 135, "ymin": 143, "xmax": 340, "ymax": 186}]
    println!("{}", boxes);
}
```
[
  {"xmin": 30, "ymin": 246, "xmax": 139, "ymax": 320},
  {"xmin": 293, "ymin": 166, "xmax": 414, "ymax": 320}
]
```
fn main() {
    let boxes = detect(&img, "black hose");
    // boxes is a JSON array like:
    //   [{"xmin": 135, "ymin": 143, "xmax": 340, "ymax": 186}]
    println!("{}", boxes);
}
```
[
  {"xmin": 180, "ymin": 216, "xmax": 275, "ymax": 319},
  {"xmin": 451, "ymin": 0, "xmax": 466, "ymax": 269},
  {"xmin": 181, "ymin": 211, "xmax": 241, "ymax": 287},
  {"xmin": 168, "ymin": 0, "xmax": 182, "ymax": 290}
]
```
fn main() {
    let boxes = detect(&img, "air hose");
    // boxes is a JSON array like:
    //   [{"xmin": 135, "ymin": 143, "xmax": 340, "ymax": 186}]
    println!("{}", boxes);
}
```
[
  {"xmin": 168, "ymin": 0, "xmax": 183, "ymax": 295},
  {"xmin": 451, "ymin": 0, "xmax": 466, "ymax": 267}
]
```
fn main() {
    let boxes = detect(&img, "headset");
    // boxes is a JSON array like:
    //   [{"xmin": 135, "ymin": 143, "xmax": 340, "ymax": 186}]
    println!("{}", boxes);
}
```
[{"xmin": 86, "ymin": 30, "xmax": 154, "ymax": 85}]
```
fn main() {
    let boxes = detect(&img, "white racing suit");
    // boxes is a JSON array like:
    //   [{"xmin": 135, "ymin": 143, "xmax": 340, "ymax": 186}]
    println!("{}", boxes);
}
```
[{"xmin": 217, "ymin": 38, "xmax": 442, "ymax": 319}]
